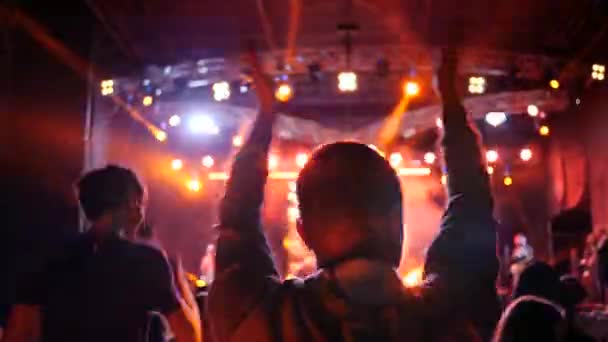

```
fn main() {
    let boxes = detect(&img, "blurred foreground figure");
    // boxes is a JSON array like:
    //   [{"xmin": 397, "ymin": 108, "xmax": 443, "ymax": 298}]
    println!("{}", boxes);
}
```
[
  {"xmin": 208, "ymin": 48, "xmax": 499, "ymax": 341},
  {"xmin": 5, "ymin": 166, "xmax": 201, "ymax": 342}
]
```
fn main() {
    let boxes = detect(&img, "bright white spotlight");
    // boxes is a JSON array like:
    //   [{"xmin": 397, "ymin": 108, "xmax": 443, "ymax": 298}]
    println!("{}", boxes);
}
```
[
  {"xmin": 486, "ymin": 150, "xmax": 499, "ymax": 163},
  {"xmin": 100, "ymin": 79, "xmax": 114, "ymax": 96},
  {"xmin": 423, "ymin": 152, "xmax": 436, "ymax": 165},
  {"xmin": 232, "ymin": 135, "xmax": 243, "ymax": 147},
  {"xmin": 202, "ymin": 155, "xmax": 214, "ymax": 168},
  {"xmin": 468, "ymin": 76, "xmax": 486, "ymax": 94},
  {"xmin": 487, "ymin": 165, "xmax": 495, "ymax": 175},
  {"xmin": 520, "ymin": 148, "xmax": 532, "ymax": 161},
  {"xmin": 527, "ymin": 105, "xmax": 539, "ymax": 117},
  {"xmin": 485, "ymin": 112, "xmax": 507, "ymax": 127},
  {"xmin": 168, "ymin": 115, "xmax": 181, "ymax": 127},
  {"xmin": 186, "ymin": 179, "xmax": 202, "ymax": 192},
  {"xmin": 268, "ymin": 154, "xmax": 279, "ymax": 170},
  {"xmin": 188, "ymin": 115, "xmax": 219, "ymax": 135},
  {"xmin": 389, "ymin": 152, "xmax": 403, "ymax": 168},
  {"xmin": 404, "ymin": 81, "xmax": 420, "ymax": 97},
  {"xmin": 142, "ymin": 95, "xmax": 154, "ymax": 107},
  {"xmin": 295, "ymin": 153, "xmax": 309, "ymax": 168},
  {"xmin": 435, "ymin": 117, "xmax": 443, "ymax": 128},
  {"xmin": 338, "ymin": 72, "xmax": 358, "ymax": 92},
  {"xmin": 212, "ymin": 81, "xmax": 231, "ymax": 101}
]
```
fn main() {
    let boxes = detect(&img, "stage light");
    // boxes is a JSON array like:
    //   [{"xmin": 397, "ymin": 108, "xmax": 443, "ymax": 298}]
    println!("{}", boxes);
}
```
[
  {"xmin": 171, "ymin": 159, "xmax": 183, "ymax": 170},
  {"xmin": 168, "ymin": 115, "xmax": 181, "ymax": 127},
  {"xmin": 539, "ymin": 125, "xmax": 550, "ymax": 136},
  {"xmin": 520, "ymin": 148, "xmax": 532, "ymax": 161},
  {"xmin": 487, "ymin": 166, "xmax": 494, "ymax": 175},
  {"xmin": 592, "ymin": 64, "xmax": 605, "ymax": 81},
  {"xmin": 485, "ymin": 112, "xmax": 507, "ymax": 127},
  {"xmin": 404, "ymin": 81, "xmax": 420, "ymax": 97},
  {"xmin": 275, "ymin": 83, "xmax": 293, "ymax": 102},
  {"xmin": 423, "ymin": 152, "xmax": 436, "ymax": 165},
  {"xmin": 549, "ymin": 79, "xmax": 560, "ymax": 89},
  {"xmin": 287, "ymin": 207, "xmax": 299, "ymax": 221},
  {"xmin": 468, "ymin": 76, "xmax": 486, "ymax": 94},
  {"xmin": 212, "ymin": 81, "xmax": 231, "ymax": 101},
  {"xmin": 155, "ymin": 131, "xmax": 167, "ymax": 142},
  {"xmin": 338, "ymin": 71, "xmax": 358, "ymax": 92},
  {"xmin": 486, "ymin": 150, "xmax": 499, "ymax": 163},
  {"xmin": 403, "ymin": 267, "xmax": 423, "ymax": 288},
  {"xmin": 100, "ymin": 79, "xmax": 114, "ymax": 96},
  {"xmin": 295, "ymin": 153, "xmax": 309, "ymax": 168},
  {"xmin": 389, "ymin": 152, "xmax": 403, "ymax": 168},
  {"xmin": 503, "ymin": 176, "xmax": 513, "ymax": 187},
  {"xmin": 188, "ymin": 115, "xmax": 219, "ymax": 135},
  {"xmin": 186, "ymin": 179, "xmax": 202, "ymax": 192},
  {"xmin": 527, "ymin": 105, "xmax": 539, "ymax": 117},
  {"xmin": 435, "ymin": 117, "xmax": 443, "ymax": 128},
  {"xmin": 142, "ymin": 95, "xmax": 153, "ymax": 107},
  {"xmin": 268, "ymin": 154, "xmax": 279, "ymax": 170},
  {"xmin": 202, "ymin": 155, "xmax": 214, "ymax": 168},
  {"xmin": 441, "ymin": 174, "xmax": 447, "ymax": 185},
  {"xmin": 232, "ymin": 135, "xmax": 243, "ymax": 147}
]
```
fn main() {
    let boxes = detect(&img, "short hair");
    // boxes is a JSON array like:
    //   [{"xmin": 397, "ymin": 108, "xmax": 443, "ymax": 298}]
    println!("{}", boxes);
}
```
[
  {"xmin": 296, "ymin": 142, "xmax": 403, "ymax": 260},
  {"xmin": 75, "ymin": 165, "xmax": 143, "ymax": 221}
]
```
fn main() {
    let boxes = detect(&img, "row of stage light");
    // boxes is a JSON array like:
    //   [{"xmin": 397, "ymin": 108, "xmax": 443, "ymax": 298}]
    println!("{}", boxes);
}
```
[
  {"xmin": 169, "ymin": 140, "xmax": 536, "ymax": 193},
  {"xmin": 100, "ymin": 63, "xmax": 606, "ymax": 105}
]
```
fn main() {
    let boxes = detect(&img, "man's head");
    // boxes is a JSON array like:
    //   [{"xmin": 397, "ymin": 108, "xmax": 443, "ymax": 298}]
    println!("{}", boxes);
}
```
[
  {"xmin": 296, "ymin": 142, "xmax": 403, "ymax": 268},
  {"xmin": 76, "ymin": 165, "xmax": 145, "ymax": 236}
]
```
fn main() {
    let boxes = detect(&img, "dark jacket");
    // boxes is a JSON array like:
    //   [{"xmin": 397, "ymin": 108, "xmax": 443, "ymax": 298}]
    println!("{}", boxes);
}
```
[{"xmin": 208, "ymin": 100, "xmax": 499, "ymax": 342}]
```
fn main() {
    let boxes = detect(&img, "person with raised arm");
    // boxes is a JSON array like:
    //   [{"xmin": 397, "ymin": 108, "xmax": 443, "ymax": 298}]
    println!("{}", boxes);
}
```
[{"xmin": 208, "ymin": 48, "xmax": 498, "ymax": 341}]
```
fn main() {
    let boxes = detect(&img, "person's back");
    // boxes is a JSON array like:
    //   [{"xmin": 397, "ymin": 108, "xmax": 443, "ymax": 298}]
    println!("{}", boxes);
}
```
[
  {"xmin": 5, "ymin": 165, "xmax": 201, "ymax": 342},
  {"xmin": 207, "ymin": 49, "xmax": 499, "ymax": 341}
]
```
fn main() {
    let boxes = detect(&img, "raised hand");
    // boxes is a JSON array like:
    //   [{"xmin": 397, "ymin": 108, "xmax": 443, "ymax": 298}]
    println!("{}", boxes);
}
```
[
  {"xmin": 435, "ymin": 47, "xmax": 459, "ymax": 100},
  {"xmin": 244, "ymin": 44, "xmax": 275, "ymax": 115}
]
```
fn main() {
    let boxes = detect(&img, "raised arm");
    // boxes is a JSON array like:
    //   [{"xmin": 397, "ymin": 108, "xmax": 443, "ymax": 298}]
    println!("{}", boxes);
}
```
[
  {"xmin": 423, "ymin": 50, "xmax": 499, "ymax": 340},
  {"xmin": 207, "ymin": 49, "xmax": 280, "ymax": 341}
]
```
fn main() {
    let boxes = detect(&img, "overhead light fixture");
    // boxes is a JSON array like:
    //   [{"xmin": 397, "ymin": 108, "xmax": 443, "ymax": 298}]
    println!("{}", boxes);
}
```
[
  {"xmin": 592, "ymin": 64, "xmax": 605, "ymax": 81},
  {"xmin": 527, "ymin": 105, "xmax": 539, "ymax": 117},
  {"xmin": 202, "ymin": 155, "xmax": 214, "ymax": 168},
  {"xmin": 404, "ymin": 81, "xmax": 420, "ymax": 97},
  {"xmin": 142, "ymin": 95, "xmax": 154, "ymax": 107},
  {"xmin": 212, "ymin": 81, "xmax": 231, "ymax": 101},
  {"xmin": 520, "ymin": 148, "xmax": 532, "ymax": 161},
  {"xmin": 389, "ymin": 152, "xmax": 403, "ymax": 168},
  {"xmin": 423, "ymin": 152, "xmax": 436, "ymax": 165},
  {"xmin": 100, "ymin": 79, "xmax": 114, "ymax": 96},
  {"xmin": 468, "ymin": 76, "xmax": 486, "ymax": 94},
  {"xmin": 338, "ymin": 71, "xmax": 357, "ymax": 92},
  {"xmin": 485, "ymin": 112, "xmax": 507, "ymax": 127},
  {"xmin": 188, "ymin": 115, "xmax": 219, "ymax": 135},
  {"xmin": 275, "ymin": 83, "xmax": 293, "ymax": 102},
  {"xmin": 486, "ymin": 150, "xmax": 499, "ymax": 163},
  {"xmin": 168, "ymin": 115, "xmax": 181, "ymax": 127}
]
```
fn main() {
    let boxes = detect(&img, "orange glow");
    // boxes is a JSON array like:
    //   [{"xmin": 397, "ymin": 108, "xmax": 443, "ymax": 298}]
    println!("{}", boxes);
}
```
[
  {"xmin": 195, "ymin": 279, "xmax": 207, "ymax": 287},
  {"xmin": 549, "ymin": 79, "xmax": 560, "ymax": 89},
  {"xmin": 487, "ymin": 165, "xmax": 495, "ymax": 175},
  {"xmin": 520, "ymin": 148, "xmax": 532, "ymax": 161},
  {"xmin": 142, "ymin": 95, "xmax": 153, "ymax": 106},
  {"xmin": 389, "ymin": 152, "xmax": 403, "ymax": 168},
  {"xmin": 367, "ymin": 144, "xmax": 385, "ymax": 157},
  {"xmin": 295, "ymin": 153, "xmax": 309, "ymax": 168},
  {"xmin": 539, "ymin": 125, "xmax": 550, "ymax": 136},
  {"xmin": 202, "ymin": 155, "xmax": 214, "ymax": 168},
  {"xmin": 504, "ymin": 176, "xmax": 513, "ymax": 186},
  {"xmin": 232, "ymin": 135, "xmax": 243, "ymax": 147},
  {"xmin": 208, "ymin": 168, "xmax": 430, "ymax": 181},
  {"xmin": 440, "ymin": 174, "xmax": 447, "ymax": 185},
  {"xmin": 171, "ymin": 159, "xmax": 183, "ymax": 170},
  {"xmin": 186, "ymin": 179, "xmax": 202, "ymax": 192},
  {"xmin": 275, "ymin": 84, "xmax": 293, "ymax": 102},
  {"xmin": 486, "ymin": 150, "xmax": 499, "ymax": 163},
  {"xmin": 155, "ymin": 131, "xmax": 167, "ymax": 142},
  {"xmin": 404, "ymin": 81, "xmax": 420, "ymax": 97},
  {"xmin": 402, "ymin": 267, "xmax": 423, "ymax": 288},
  {"xmin": 268, "ymin": 154, "xmax": 280, "ymax": 170}
]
